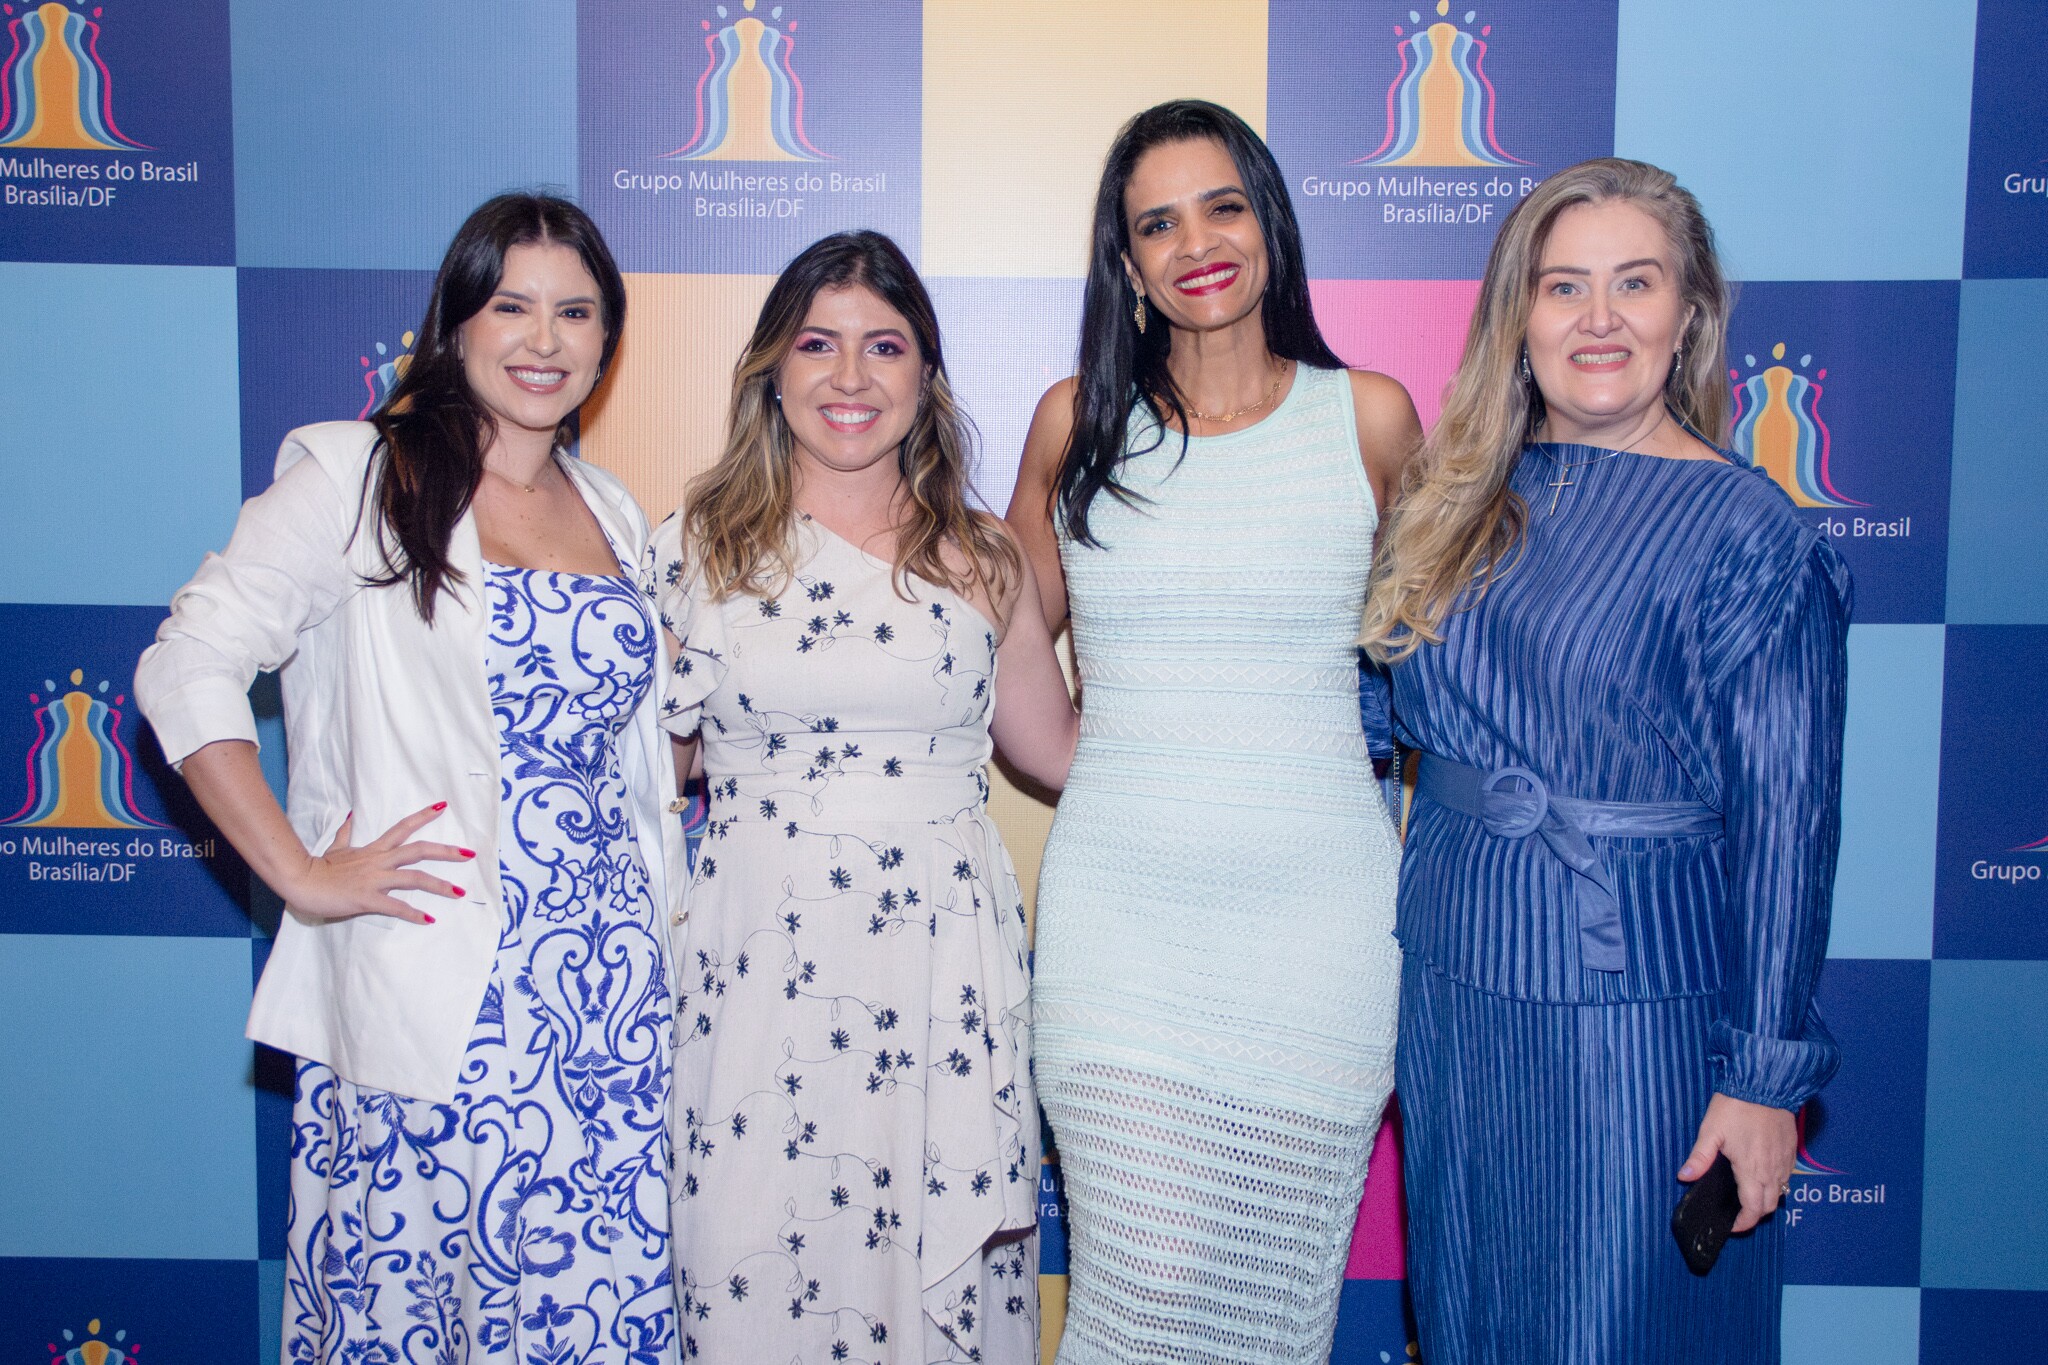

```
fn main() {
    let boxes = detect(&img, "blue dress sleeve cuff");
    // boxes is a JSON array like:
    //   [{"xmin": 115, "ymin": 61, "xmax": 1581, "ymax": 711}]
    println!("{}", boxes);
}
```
[
  {"xmin": 1708, "ymin": 1007, "xmax": 1840, "ymax": 1111},
  {"xmin": 1359, "ymin": 654, "xmax": 1395, "ymax": 762}
]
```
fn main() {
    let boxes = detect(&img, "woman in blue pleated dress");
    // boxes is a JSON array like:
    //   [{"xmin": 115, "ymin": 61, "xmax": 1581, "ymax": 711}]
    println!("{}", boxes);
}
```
[
  {"xmin": 139, "ymin": 195, "xmax": 684, "ymax": 1365},
  {"xmin": 1007, "ymin": 100, "xmax": 1420, "ymax": 1363},
  {"xmin": 1360, "ymin": 159, "xmax": 1849, "ymax": 1363}
]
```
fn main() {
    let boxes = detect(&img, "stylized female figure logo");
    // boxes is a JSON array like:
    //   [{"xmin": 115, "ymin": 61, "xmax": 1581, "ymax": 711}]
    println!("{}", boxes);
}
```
[
  {"xmin": 663, "ymin": 0, "xmax": 826, "ymax": 162},
  {"xmin": 0, "ymin": 2, "xmax": 147, "ymax": 150},
  {"xmin": 1730, "ymin": 343, "xmax": 1862, "ymax": 509},
  {"xmin": 5, "ymin": 669, "xmax": 161, "ymax": 829},
  {"xmin": 357, "ymin": 331, "xmax": 415, "ymax": 420},
  {"xmin": 1355, "ymin": 1, "xmax": 1520, "ymax": 168}
]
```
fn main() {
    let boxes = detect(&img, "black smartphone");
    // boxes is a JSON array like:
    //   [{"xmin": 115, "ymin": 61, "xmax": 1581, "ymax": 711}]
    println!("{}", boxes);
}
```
[{"xmin": 1671, "ymin": 1152, "xmax": 1742, "ymax": 1275}]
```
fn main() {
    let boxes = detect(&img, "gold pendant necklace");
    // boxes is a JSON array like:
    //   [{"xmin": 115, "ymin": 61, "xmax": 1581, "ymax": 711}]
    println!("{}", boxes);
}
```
[
  {"xmin": 488, "ymin": 459, "xmax": 554, "ymax": 495},
  {"xmin": 1187, "ymin": 365, "xmax": 1286, "ymax": 424}
]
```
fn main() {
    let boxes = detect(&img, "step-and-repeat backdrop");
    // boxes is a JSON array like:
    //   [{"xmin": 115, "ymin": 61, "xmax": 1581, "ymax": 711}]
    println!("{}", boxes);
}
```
[{"xmin": 1, "ymin": 1, "xmax": 2042, "ymax": 1361}]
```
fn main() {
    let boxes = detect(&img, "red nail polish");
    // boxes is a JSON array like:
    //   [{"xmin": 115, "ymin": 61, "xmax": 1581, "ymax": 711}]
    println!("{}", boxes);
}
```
[
  {"xmin": 432, "ymin": 801, "xmax": 448, "ymax": 812},
  {"xmin": 458, "ymin": 848, "xmax": 476, "ymax": 858},
  {"xmin": 422, "ymin": 914, "xmax": 436, "ymax": 924},
  {"xmin": 450, "ymin": 886, "xmax": 465, "ymax": 897}
]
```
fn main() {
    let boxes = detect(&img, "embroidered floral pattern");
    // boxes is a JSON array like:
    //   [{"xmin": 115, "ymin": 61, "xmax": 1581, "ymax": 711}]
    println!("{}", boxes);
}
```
[
  {"xmin": 644, "ymin": 516, "xmax": 1037, "ymax": 1364},
  {"xmin": 283, "ymin": 565, "xmax": 676, "ymax": 1365}
]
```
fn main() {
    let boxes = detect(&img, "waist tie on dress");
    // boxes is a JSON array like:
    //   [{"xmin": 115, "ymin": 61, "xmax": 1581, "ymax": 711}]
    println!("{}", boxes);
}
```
[
  {"xmin": 706, "ymin": 770, "xmax": 990, "ymax": 825},
  {"xmin": 1414, "ymin": 754, "xmax": 1723, "ymax": 974}
]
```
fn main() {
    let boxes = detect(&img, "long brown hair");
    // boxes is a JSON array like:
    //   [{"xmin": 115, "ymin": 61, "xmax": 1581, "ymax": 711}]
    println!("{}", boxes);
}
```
[
  {"xmin": 685, "ymin": 230, "xmax": 1019, "ymax": 609},
  {"xmin": 364, "ymin": 193, "xmax": 626, "ymax": 619},
  {"xmin": 1360, "ymin": 158, "xmax": 1732, "ymax": 662}
]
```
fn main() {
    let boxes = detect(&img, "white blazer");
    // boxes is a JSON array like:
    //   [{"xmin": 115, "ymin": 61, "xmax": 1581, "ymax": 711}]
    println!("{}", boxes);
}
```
[{"xmin": 137, "ymin": 421, "xmax": 685, "ymax": 1102}]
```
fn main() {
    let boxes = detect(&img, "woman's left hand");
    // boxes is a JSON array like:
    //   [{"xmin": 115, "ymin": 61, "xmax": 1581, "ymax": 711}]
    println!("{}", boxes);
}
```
[{"xmin": 1678, "ymin": 1093, "xmax": 1798, "ymax": 1233}]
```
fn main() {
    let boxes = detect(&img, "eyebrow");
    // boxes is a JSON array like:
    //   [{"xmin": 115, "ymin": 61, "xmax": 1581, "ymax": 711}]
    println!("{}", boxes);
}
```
[
  {"xmin": 1537, "ymin": 258, "xmax": 1665, "ymax": 276},
  {"xmin": 493, "ymin": 289, "xmax": 600, "ymax": 307},
  {"xmin": 796, "ymin": 326, "xmax": 911, "ymax": 341},
  {"xmin": 1132, "ymin": 185, "xmax": 1248, "ymax": 221}
]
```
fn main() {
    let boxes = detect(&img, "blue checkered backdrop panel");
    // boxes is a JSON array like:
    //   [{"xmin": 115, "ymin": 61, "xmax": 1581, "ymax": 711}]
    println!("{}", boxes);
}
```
[{"xmin": 0, "ymin": 2, "xmax": 2040, "ymax": 1361}]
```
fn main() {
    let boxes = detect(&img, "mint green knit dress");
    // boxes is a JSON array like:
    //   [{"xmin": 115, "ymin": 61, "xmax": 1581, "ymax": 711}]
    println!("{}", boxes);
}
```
[{"xmin": 1033, "ymin": 364, "xmax": 1403, "ymax": 1364}]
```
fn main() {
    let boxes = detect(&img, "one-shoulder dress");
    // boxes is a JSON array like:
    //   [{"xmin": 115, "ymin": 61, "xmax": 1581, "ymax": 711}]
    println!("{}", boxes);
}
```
[
  {"xmin": 646, "ymin": 514, "xmax": 1038, "ymax": 1365},
  {"xmin": 1388, "ymin": 445, "xmax": 1849, "ymax": 1364},
  {"xmin": 1033, "ymin": 364, "xmax": 1403, "ymax": 1363}
]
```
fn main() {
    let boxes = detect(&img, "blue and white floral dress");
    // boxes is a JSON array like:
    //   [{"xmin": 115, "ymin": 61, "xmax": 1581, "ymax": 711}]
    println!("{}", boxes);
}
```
[
  {"xmin": 282, "ymin": 562, "xmax": 677, "ymax": 1365},
  {"xmin": 646, "ymin": 514, "xmax": 1038, "ymax": 1365}
]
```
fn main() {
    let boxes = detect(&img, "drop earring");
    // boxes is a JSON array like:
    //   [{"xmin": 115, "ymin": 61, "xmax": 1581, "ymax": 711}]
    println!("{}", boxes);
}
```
[
  {"xmin": 1519, "ymin": 346, "xmax": 1532, "ymax": 385},
  {"xmin": 1133, "ymin": 294, "xmax": 1148, "ymax": 334}
]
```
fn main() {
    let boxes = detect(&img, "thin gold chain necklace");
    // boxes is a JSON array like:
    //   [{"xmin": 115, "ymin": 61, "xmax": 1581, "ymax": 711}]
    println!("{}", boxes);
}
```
[
  {"xmin": 486, "ymin": 456, "xmax": 560, "ymax": 495},
  {"xmin": 1186, "ymin": 364, "xmax": 1287, "ymax": 424}
]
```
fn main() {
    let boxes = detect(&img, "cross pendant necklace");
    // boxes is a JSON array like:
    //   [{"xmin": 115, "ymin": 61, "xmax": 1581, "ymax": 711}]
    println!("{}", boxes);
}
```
[
  {"xmin": 1546, "ymin": 469, "xmax": 1574, "ymax": 514},
  {"xmin": 1537, "ymin": 415, "xmax": 1670, "ymax": 515},
  {"xmin": 1540, "ymin": 449, "xmax": 1622, "ymax": 516}
]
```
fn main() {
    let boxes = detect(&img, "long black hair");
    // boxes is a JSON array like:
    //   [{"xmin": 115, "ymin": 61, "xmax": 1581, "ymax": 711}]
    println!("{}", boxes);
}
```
[
  {"xmin": 364, "ymin": 191, "xmax": 627, "ymax": 619},
  {"xmin": 1059, "ymin": 99, "xmax": 1342, "ymax": 547}
]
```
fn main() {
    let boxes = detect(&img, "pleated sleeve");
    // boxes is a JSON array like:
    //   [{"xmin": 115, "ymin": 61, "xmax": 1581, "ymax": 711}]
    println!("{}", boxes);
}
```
[
  {"xmin": 1358, "ymin": 653, "xmax": 1395, "ymax": 762},
  {"xmin": 1706, "ymin": 534, "xmax": 1852, "ymax": 1110},
  {"xmin": 641, "ymin": 511, "xmax": 728, "ymax": 741}
]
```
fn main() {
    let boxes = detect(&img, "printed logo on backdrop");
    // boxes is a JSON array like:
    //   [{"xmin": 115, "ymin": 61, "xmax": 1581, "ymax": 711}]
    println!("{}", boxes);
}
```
[
  {"xmin": 357, "ymin": 329, "xmax": 414, "ymax": 419},
  {"xmin": 1782, "ymin": 959, "xmax": 1927, "ymax": 1286},
  {"xmin": 234, "ymin": 268, "xmax": 434, "ymax": 497},
  {"xmin": 1268, "ymin": 0, "xmax": 1617, "ymax": 280},
  {"xmin": 1961, "ymin": 0, "xmax": 2048, "ymax": 277},
  {"xmin": 0, "ymin": 606, "xmax": 247, "ymax": 936},
  {"xmin": 0, "ymin": 0, "xmax": 232, "ymax": 265},
  {"xmin": 48, "ymin": 1316, "xmax": 138, "ymax": 1365},
  {"xmin": 1933, "ymin": 627, "xmax": 2048, "ymax": 961},
  {"xmin": 1724, "ymin": 282, "xmax": 1957, "ymax": 624},
  {"xmin": 4, "ymin": 667, "xmax": 163, "ymax": 834},
  {"xmin": 579, "ymin": 0, "xmax": 921, "ymax": 274}
]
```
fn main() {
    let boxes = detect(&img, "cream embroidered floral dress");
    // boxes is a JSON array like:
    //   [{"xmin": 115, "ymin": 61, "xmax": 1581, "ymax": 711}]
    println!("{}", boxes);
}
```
[{"xmin": 644, "ymin": 513, "xmax": 1037, "ymax": 1365}]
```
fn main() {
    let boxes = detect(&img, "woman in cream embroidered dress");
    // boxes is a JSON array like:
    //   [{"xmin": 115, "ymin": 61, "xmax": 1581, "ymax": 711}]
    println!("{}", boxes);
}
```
[{"xmin": 645, "ymin": 231, "xmax": 1078, "ymax": 1364}]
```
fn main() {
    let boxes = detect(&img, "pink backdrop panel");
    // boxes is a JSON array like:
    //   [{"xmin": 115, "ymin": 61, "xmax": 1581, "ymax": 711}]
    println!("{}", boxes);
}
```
[{"xmin": 1311, "ymin": 279, "xmax": 1483, "ymax": 432}]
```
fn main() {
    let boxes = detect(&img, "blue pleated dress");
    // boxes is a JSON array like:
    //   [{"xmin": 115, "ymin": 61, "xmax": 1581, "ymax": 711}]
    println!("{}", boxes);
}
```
[{"xmin": 1386, "ymin": 444, "xmax": 1850, "ymax": 1365}]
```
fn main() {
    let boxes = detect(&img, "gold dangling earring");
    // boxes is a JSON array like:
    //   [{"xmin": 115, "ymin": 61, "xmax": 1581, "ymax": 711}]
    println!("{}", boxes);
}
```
[{"xmin": 1133, "ymin": 294, "xmax": 1148, "ymax": 334}]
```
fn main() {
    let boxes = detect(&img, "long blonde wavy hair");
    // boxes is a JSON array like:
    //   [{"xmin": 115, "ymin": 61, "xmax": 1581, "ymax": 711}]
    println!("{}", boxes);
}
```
[
  {"xmin": 1360, "ymin": 158, "xmax": 1733, "ymax": 662},
  {"xmin": 685, "ymin": 230, "xmax": 1018, "ymax": 609}
]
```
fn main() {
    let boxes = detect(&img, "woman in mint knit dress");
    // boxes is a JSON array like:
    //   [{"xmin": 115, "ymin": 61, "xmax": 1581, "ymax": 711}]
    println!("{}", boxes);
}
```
[{"xmin": 1007, "ymin": 100, "xmax": 1420, "ymax": 1365}]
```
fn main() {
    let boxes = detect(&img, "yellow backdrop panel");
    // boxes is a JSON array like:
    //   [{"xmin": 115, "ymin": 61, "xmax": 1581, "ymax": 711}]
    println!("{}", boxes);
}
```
[
  {"xmin": 581, "ymin": 272, "xmax": 776, "ymax": 521},
  {"xmin": 922, "ymin": 0, "xmax": 1269, "ymax": 278}
]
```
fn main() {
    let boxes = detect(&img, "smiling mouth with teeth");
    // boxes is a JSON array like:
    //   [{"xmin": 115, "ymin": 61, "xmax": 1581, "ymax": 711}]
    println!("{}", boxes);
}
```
[
  {"xmin": 509, "ymin": 367, "xmax": 567, "ymax": 384},
  {"xmin": 1175, "ymin": 266, "xmax": 1238, "ymax": 291},
  {"xmin": 823, "ymin": 408, "xmax": 880, "ymax": 427},
  {"xmin": 1570, "ymin": 350, "xmax": 1630, "ymax": 364}
]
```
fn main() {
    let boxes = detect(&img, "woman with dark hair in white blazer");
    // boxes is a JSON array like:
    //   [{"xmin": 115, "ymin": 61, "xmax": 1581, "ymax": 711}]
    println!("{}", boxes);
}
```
[{"xmin": 137, "ymin": 193, "xmax": 685, "ymax": 1365}]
